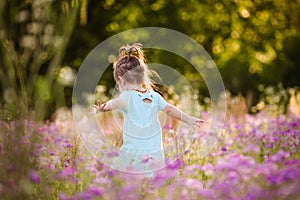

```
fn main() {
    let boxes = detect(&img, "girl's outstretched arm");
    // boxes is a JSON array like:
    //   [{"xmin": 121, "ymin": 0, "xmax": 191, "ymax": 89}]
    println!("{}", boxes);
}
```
[
  {"xmin": 163, "ymin": 103, "xmax": 204, "ymax": 128},
  {"xmin": 93, "ymin": 97, "xmax": 124, "ymax": 112}
]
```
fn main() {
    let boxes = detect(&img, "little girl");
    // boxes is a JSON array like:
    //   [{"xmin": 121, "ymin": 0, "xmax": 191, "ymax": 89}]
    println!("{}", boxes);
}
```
[{"xmin": 94, "ymin": 43, "xmax": 204, "ymax": 173}]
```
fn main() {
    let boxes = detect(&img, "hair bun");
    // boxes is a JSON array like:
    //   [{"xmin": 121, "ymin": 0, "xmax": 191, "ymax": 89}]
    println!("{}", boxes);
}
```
[{"xmin": 118, "ymin": 43, "xmax": 144, "ymax": 61}]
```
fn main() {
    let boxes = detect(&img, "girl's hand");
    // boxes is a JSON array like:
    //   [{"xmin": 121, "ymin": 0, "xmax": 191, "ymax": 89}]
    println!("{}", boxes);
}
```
[
  {"xmin": 92, "ymin": 100, "xmax": 106, "ymax": 113},
  {"xmin": 187, "ymin": 116, "xmax": 204, "ymax": 129}
]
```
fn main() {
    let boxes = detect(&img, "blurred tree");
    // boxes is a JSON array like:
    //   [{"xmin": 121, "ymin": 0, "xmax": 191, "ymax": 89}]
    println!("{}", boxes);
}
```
[{"xmin": 0, "ymin": 0, "xmax": 85, "ymax": 119}]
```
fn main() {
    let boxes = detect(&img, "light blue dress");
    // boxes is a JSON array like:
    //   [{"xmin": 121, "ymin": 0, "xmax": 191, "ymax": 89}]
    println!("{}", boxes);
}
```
[{"xmin": 112, "ymin": 90, "xmax": 167, "ymax": 173}]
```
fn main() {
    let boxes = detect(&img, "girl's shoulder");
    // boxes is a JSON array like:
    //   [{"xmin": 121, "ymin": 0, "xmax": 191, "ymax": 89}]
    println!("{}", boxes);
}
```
[
  {"xmin": 149, "ymin": 90, "xmax": 164, "ymax": 97},
  {"xmin": 118, "ymin": 90, "xmax": 135, "ymax": 101},
  {"xmin": 120, "ymin": 89, "xmax": 164, "ymax": 100},
  {"xmin": 119, "ymin": 90, "xmax": 135, "ymax": 96}
]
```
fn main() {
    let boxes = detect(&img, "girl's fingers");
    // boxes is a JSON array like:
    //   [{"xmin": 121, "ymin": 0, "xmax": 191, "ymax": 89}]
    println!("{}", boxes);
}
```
[
  {"xmin": 196, "ymin": 120, "xmax": 204, "ymax": 125},
  {"xmin": 195, "ymin": 124, "xmax": 201, "ymax": 128},
  {"xmin": 92, "ymin": 102, "xmax": 106, "ymax": 112},
  {"xmin": 194, "ymin": 120, "xmax": 203, "ymax": 127},
  {"xmin": 100, "ymin": 103, "xmax": 106, "ymax": 110}
]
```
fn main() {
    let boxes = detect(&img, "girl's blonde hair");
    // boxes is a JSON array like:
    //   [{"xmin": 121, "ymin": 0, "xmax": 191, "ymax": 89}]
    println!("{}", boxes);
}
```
[{"xmin": 113, "ymin": 43, "xmax": 156, "ymax": 90}]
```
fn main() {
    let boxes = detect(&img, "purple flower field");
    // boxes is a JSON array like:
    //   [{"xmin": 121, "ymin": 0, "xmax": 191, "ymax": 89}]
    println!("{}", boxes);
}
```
[{"xmin": 0, "ymin": 94, "xmax": 300, "ymax": 200}]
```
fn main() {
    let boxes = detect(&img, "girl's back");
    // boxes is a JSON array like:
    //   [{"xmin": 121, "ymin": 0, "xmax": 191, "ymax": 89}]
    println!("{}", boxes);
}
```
[{"xmin": 118, "ymin": 90, "xmax": 167, "ymax": 151}]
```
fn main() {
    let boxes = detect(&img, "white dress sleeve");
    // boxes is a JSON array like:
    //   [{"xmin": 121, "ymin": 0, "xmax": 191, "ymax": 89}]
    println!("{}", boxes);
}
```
[
  {"xmin": 117, "ymin": 90, "xmax": 132, "ymax": 113},
  {"xmin": 154, "ymin": 92, "xmax": 167, "ymax": 111}
]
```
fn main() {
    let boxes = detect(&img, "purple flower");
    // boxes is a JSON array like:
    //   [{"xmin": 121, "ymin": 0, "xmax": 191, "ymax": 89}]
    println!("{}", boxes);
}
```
[
  {"xmin": 106, "ymin": 151, "xmax": 119, "ymax": 158},
  {"xmin": 183, "ymin": 149, "xmax": 190, "ymax": 155},
  {"xmin": 64, "ymin": 159, "xmax": 70, "ymax": 167},
  {"xmin": 201, "ymin": 163, "xmax": 214, "ymax": 176},
  {"xmin": 120, "ymin": 185, "xmax": 136, "ymax": 197},
  {"xmin": 88, "ymin": 187, "xmax": 103, "ymax": 196},
  {"xmin": 282, "ymin": 168, "xmax": 300, "ymax": 182},
  {"xmin": 183, "ymin": 178, "xmax": 203, "ymax": 190},
  {"xmin": 150, "ymin": 170, "xmax": 177, "ymax": 187},
  {"xmin": 59, "ymin": 167, "xmax": 76, "ymax": 178},
  {"xmin": 140, "ymin": 155, "xmax": 153, "ymax": 164},
  {"xmin": 163, "ymin": 124, "xmax": 171, "ymax": 130},
  {"xmin": 29, "ymin": 170, "xmax": 40, "ymax": 184},
  {"xmin": 104, "ymin": 168, "xmax": 117, "ymax": 177},
  {"xmin": 184, "ymin": 164, "xmax": 202, "ymax": 175},
  {"xmin": 288, "ymin": 120, "xmax": 300, "ymax": 128},
  {"xmin": 221, "ymin": 147, "xmax": 227, "ymax": 152},
  {"xmin": 245, "ymin": 183, "xmax": 268, "ymax": 200},
  {"xmin": 166, "ymin": 158, "xmax": 183, "ymax": 170},
  {"xmin": 59, "ymin": 193, "xmax": 68, "ymax": 200},
  {"xmin": 284, "ymin": 159, "xmax": 299, "ymax": 166},
  {"xmin": 77, "ymin": 192, "xmax": 92, "ymax": 200},
  {"xmin": 265, "ymin": 150, "xmax": 290, "ymax": 163},
  {"xmin": 254, "ymin": 162, "xmax": 277, "ymax": 177},
  {"xmin": 198, "ymin": 189, "xmax": 214, "ymax": 200},
  {"xmin": 243, "ymin": 144, "xmax": 260, "ymax": 154},
  {"xmin": 211, "ymin": 182, "xmax": 235, "ymax": 199},
  {"xmin": 266, "ymin": 164, "xmax": 300, "ymax": 185}
]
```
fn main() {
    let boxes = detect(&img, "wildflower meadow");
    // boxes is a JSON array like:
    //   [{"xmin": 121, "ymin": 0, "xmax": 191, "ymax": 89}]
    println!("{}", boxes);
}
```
[{"xmin": 1, "ymin": 88, "xmax": 299, "ymax": 200}]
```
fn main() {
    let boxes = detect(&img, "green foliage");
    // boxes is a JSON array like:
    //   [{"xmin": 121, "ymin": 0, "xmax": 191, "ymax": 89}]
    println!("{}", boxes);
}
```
[
  {"xmin": 1, "ymin": 0, "xmax": 300, "ymax": 117},
  {"xmin": 0, "ymin": 0, "xmax": 82, "ymax": 120},
  {"xmin": 64, "ymin": 0, "xmax": 300, "ymax": 109}
]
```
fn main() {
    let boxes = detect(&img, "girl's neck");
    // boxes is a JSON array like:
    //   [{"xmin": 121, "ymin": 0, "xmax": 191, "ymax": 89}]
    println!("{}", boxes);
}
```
[{"xmin": 123, "ymin": 83, "xmax": 144, "ymax": 91}]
